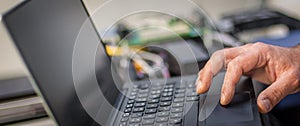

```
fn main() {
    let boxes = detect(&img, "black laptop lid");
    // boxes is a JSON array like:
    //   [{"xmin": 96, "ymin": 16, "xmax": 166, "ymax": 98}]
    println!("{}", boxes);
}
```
[{"xmin": 3, "ymin": 0, "xmax": 121, "ymax": 125}]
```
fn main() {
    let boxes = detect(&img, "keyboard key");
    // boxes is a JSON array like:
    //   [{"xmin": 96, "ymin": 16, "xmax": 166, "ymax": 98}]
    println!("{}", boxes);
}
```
[
  {"xmin": 131, "ymin": 113, "xmax": 143, "ymax": 118},
  {"xmin": 124, "ymin": 108, "xmax": 132, "ymax": 113},
  {"xmin": 143, "ymin": 114, "xmax": 156, "ymax": 119},
  {"xmin": 169, "ymin": 118, "xmax": 182, "ymax": 124},
  {"xmin": 187, "ymin": 92, "xmax": 198, "ymax": 97},
  {"xmin": 175, "ymin": 89, "xmax": 185, "ymax": 94},
  {"xmin": 166, "ymin": 88, "xmax": 173, "ymax": 92},
  {"xmin": 142, "ymin": 119, "xmax": 155, "ymax": 125},
  {"xmin": 130, "ymin": 92, "xmax": 137, "ymax": 96},
  {"xmin": 148, "ymin": 99, "xmax": 159, "ymax": 104},
  {"xmin": 138, "ymin": 93, "xmax": 148, "ymax": 98},
  {"xmin": 146, "ymin": 104, "xmax": 158, "ymax": 109},
  {"xmin": 171, "ymin": 108, "xmax": 183, "ymax": 113},
  {"xmin": 133, "ymin": 107, "xmax": 144, "ymax": 113},
  {"xmin": 160, "ymin": 102, "xmax": 171, "ymax": 107},
  {"xmin": 162, "ymin": 92, "xmax": 173, "ymax": 97},
  {"xmin": 132, "ymin": 88, "xmax": 138, "ymax": 92},
  {"xmin": 151, "ymin": 86, "xmax": 163, "ymax": 90},
  {"xmin": 134, "ymin": 102, "xmax": 146, "ymax": 107},
  {"xmin": 163, "ymin": 88, "xmax": 169, "ymax": 92},
  {"xmin": 139, "ymin": 89, "xmax": 149, "ymax": 93},
  {"xmin": 170, "ymin": 113, "xmax": 182, "ymax": 118},
  {"xmin": 139, "ymin": 84, "xmax": 149, "ymax": 89},
  {"xmin": 150, "ymin": 90, "xmax": 161, "ymax": 94},
  {"xmin": 177, "ymin": 83, "xmax": 186, "ymax": 88},
  {"xmin": 145, "ymin": 109, "xmax": 157, "ymax": 114},
  {"xmin": 163, "ymin": 88, "xmax": 173, "ymax": 92},
  {"xmin": 158, "ymin": 106, "xmax": 171, "ymax": 112},
  {"xmin": 119, "ymin": 122, "xmax": 127, "ymax": 126},
  {"xmin": 129, "ymin": 96, "xmax": 136, "ymax": 100},
  {"xmin": 129, "ymin": 117, "xmax": 142, "ymax": 123},
  {"xmin": 126, "ymin": 104, "xmax": 133, "ymax": 108},
  {"xmin": 121, "ymin": 117, "xmax": 129, "ymax": 122},
  {"xmin": 136, "ymin": 98, "xmax": 147, "ymax": 103},
  {"xmin": 155, "ymin": 123, "xmax": 167, "ymax": 126},
  {"xmin": 187, "ymin": 83, "xmax": 195, "ymax": 88},
  {"xmin": 157, "ymin": 112, "xmax": 169, "ymax": 117},
  {"xmin": 123, "ymin": 113, "xmax": 130, "ymax": 117},
  {"xmin": 165, "ymin": 84, "xmax": 174, "ymax": 88},
  {"xmin": 149, "ymin": 94, "xmax": 160, "ymax": 99},
  {"xmin": 186, "ymin": 96, "xmax": 199, "ymax": 102},
  {"xmin": 186, "ymin": 89, "xmax": 196, "ymax": 93},
  {"xmin": 161, "ymin": 97, "xmax": 172, "ymax": 102},
  {"xmin": 172, "ymin": 103, "xmax": 184, "ymax": 108},
  {"xmin": 128, "ymin": 124, "xmax": 140, "ymax": 126},
  {"xmin": 174, "ymin": 98, "xmax": 184, "ymax": 103},
  {"xmin": 156, "ymin": 117, "xmax": 169, "ymax": 122},
  {"xmin": 128, "ymin": 99, "xmax": 135, "ymax": 104},
  {"xmin": 174, "ymin": 93, "xmax": 185, "ymax": 98}
]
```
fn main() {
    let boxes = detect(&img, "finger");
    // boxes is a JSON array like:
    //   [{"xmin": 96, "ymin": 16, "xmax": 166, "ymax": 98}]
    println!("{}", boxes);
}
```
[
  {"xmin": 196, "ymin": 48, "xmax": 243, "ymax": 94},
  {"xmin": 257, "ymin": 75, "xmax": 297, "ymax": 113},
  {"xmin": 220, "ymin": 60, "xmax": 242, "ymax": 105},
  {"xmin": 221, "ymin": 52, "xmax": 262, "ymax": 105},
  {"xmin": 196, "ymin": 61, "xmax": 213, "ymax": 94}
]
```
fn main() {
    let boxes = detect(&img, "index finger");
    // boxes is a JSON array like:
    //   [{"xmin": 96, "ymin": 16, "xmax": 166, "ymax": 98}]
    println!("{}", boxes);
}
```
[{"xmin": 196, "ymin": 47, "xmax": 243, "ymax": 94}]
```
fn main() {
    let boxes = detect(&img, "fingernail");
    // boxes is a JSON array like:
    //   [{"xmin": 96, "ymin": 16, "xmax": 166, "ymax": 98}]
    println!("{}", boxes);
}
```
[
  {"xmin": 195, "ymin": 76, "xmax": 200, "ymax": 86},
  {"xmin": 196, "ymin": 81, "xmax": 202, "ymax": 93},
  {"xmin": 261, "ymin": 98, "xmax": 271, "ymax": 112},
  {"xmin": 221, "ymin": 92, "xmax": 226, "ymax": 105},
  {"xmin": 196, "ymin": 80, "xmax": 201, "ymax": 87}
]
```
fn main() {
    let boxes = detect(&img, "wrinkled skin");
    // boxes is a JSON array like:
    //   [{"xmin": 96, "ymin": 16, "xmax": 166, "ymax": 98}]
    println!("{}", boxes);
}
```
[{"xmin": 195, "ymin": 42, "xmax": 300, "ymax": 113}]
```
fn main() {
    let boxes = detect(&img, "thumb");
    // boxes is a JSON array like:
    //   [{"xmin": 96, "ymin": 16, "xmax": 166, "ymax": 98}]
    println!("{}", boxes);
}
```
[{"xmin": 257, "ymin": 77, "xmax": 292, "ymax": 113}]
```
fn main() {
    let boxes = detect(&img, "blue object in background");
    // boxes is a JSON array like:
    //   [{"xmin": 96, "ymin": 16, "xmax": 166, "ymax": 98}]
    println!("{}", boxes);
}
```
[{"xmin": 256, "ymin": 30, "xmax": 300, "ymax": 47}]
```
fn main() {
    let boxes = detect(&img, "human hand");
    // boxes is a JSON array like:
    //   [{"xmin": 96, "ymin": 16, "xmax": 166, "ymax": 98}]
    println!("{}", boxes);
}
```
[{"xmin": 195, "ymin": 42, "xmax": 300, "ymax": 113}]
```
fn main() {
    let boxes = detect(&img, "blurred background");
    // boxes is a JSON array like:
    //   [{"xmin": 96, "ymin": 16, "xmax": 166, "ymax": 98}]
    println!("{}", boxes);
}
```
[
  {"xmin": 2, "ymin": 0, "xmax": 300, "ymax": 80},
  {"xmin": 1, "ymin": 0, "xmax": 300, "ymax": 125}
]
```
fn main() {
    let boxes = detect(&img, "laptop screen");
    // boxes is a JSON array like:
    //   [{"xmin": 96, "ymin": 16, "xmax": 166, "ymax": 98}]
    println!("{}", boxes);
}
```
[{"xmin": 3, "ymin": 0, "xmax": 121, "ymax": 125}]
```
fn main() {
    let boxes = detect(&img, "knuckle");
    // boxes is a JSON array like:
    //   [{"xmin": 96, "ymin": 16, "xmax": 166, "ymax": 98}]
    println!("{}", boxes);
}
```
[
  {"xmin": 228, "ymin": 59, "xmax": 241, "ymax": 69},
  {"xmin": 233, "ymin": 58, "xmax": 242, "ymax": 66},
  {"xmin": 226, "ymin": 61, "xmax": 233, "ymax": 69},
  {"xmin": 226, "ymin": 62, "xmax": 241, "ymax": 75},
  {"xmin": 244, "ymin": 43, "xmax": 254, "ymax": 47},
  {"xmin": 227, "ymin": 61, "xmax": 235, "ymax": 69},
  {"xmin": 269, "ymin": 89, "xmax": 284, "ymax": 104},
  {"xmin": 253, "ymin": 42, "xmax": 265, "ymax": 46},
  {"xmin": 212, "ymin": 50, "xmax": 223, "ymax": 58},
  {"xmin": 254, "ymin": 42, "xmax": 272, "ymax": 52},
  {"xmin": 290, "ymin": 70, "xmax": 300, "ymax": 78},
  {"xmin": 250, "ymin": 42, "xmax": 273, "ymax": 59},
  {"xmin": 289, "ymin": 71, "xmax": 300, "ymax": 90}
]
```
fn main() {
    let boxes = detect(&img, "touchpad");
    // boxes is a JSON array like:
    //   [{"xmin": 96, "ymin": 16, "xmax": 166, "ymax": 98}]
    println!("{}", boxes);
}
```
[{"xmin": 205, "ymin": 92, "xmax": 253, "ymax": 124}]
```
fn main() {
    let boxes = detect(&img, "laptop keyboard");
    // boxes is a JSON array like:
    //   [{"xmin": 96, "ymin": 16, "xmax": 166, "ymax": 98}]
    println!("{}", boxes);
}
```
[{"xmin": 119, "ymin": 80, "xmax": 199, "ymax": 126}]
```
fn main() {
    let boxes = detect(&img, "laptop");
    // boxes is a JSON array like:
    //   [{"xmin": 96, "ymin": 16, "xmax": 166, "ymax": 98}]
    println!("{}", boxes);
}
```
[{"xmin": 2, "ymin": 0, "xmax": 262, "ymax": 125}]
